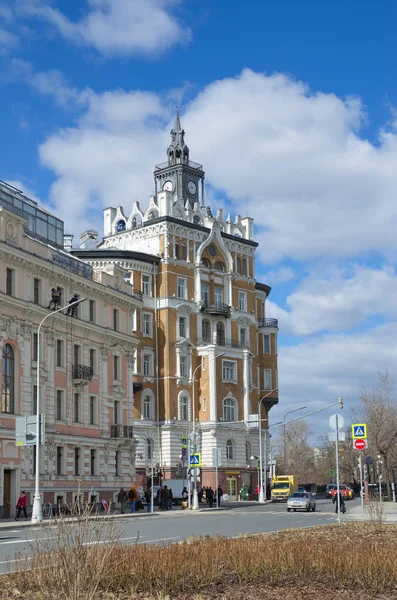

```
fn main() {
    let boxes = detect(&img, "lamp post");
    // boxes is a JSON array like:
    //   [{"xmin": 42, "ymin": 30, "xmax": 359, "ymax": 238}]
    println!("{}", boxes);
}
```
[
  {"xmin": 283, "ymin": 406, "xmax": 306, "ymax": 472},
  {"xmin": 258, "ymin": 389, "xmax": 278, "ymax": 503},
  {"xmin": 191, "ymin": 352, "xmax": 225, "ymax": 510},
  {"xmin": 31, "ymin": 297, "xmax": 85, "ymax": 524},
  {"xmin": 263, "ymin": 420, "xmax": 282, "ymax": 500}
]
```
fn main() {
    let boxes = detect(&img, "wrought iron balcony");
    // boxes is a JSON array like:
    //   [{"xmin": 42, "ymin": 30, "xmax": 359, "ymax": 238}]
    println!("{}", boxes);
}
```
[
  {"xmin": 257, "ymin": 318, "xmax": 278, "ymax": 329},
  {"xmin": 72, "ymin": 365, "xmax": 93, "ymax": 381},
  {"xmin": 201, "ymin": 301, "xmax": 231, "ymax": 317},
  {"xmin": 111, "ymin": 425, "xmax": 134, "ymax": 439}
]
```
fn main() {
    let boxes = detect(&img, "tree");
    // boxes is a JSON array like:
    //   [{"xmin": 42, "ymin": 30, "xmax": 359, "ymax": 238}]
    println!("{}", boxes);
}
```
[{"xmin": 273, "ymin": 420, "xmax": 315, "ymax": 482}]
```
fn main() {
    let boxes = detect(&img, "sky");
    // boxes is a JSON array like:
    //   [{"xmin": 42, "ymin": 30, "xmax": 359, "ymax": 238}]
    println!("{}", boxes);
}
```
[{"xmin": 1, "ymin": 0, "xmax": 397, "ymax": 435}]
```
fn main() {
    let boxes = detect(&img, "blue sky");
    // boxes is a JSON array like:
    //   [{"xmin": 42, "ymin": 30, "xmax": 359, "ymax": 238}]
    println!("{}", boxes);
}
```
[{"xmin": 2, "ymin": 0, "xmax": 397, "ymax": 433}]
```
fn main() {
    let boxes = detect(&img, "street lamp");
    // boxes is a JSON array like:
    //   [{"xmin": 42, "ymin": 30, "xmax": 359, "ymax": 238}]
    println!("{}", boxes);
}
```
[
  {"xmin": 31, "ymin": 297, "xmax": 86, "ymax": 524},
  {"xmin": 191, "ymin": 352, "xmax": 225, "ymax": 510},
  {"xmin": 258, "ymin": 389, "xmax": 278, "ymax": 503},
  {"xmin": 283, "ymin": 406, "xmax": 306, "ymax": 470}
]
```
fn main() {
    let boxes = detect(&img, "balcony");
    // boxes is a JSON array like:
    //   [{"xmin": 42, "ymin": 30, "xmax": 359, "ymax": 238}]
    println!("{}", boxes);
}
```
[
  {"xmin": 72, "ymin": 365, "xmax": 93, "ymax": 382},
  {"xmin": 131, "ymin": 289, "xmax": 143, "ymax": 301},
  {"xmin": 201, "ymin": 301, "xmax": 231, "ymax": 317},
  {"xmin": 198, "ymin": 337, "xmax": 250, "ymax": 350},
  {"xmin": 257, "ymin": 318, "xmax": 278, "ymax": 329},
  {"xmin": 111, "ymin": 424, "xmax": 134, "ymax": 439}
]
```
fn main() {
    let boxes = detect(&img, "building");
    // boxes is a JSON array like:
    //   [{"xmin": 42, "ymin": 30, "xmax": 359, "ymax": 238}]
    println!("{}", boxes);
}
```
[
  {"xmin": 0, "ymin": 180, "xmax": 142, "ymax": 517},
  {"xmin": 72, "ymin": 114, "xmax": 279, "ymax": 499}
]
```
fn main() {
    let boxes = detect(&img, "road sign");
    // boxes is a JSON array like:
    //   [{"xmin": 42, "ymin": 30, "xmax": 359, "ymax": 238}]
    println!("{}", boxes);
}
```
[
  {"xmin": 180, "ymin": 436, "xmax": 188, "ymax": 448},
  {"xmin": 329, "ymin": 470, "xmax": 335, "ymax": 477},
  {"xmin": 192, "ymin": 467, "xmax": 200, "ymax": 477},
  {"xmin": 247, "ymin": 414, "xmax": 259, "ymax": 429},
  {"xmin": 15, "ymin": 415, "xmax": 45, "ymax": 446},
  {"xmin": 329, "ymin": 414, "xmax": 345, "ymax": 431},
  {"xmin": 354, "ymin": 438, "xmax": 367, "ymax": 451},
  {"xmin": 328, "ymin": 431, "xmax": 345, "ymax": 442},
  {"xmin": 352, "ymin": 423, "xmax": 367, "ymax": 439},
  {"xmin": 212, "ymin": 447, "xmax": 221, "ymax": 467},
  {"xmin": 190, "ymin": 453, "xmax": 202, "ymax": 467}
]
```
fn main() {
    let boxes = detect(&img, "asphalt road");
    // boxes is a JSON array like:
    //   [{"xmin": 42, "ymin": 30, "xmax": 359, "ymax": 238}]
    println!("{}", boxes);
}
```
[{"xmin": 0, "ymin": 498, "xmax": 360, "ymax": 573}]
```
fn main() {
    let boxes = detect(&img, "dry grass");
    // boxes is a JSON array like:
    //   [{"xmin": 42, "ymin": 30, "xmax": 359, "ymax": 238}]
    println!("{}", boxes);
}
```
[{"xmin": 2, "ymin": 522, "xmax": 397, "ymax": 599}]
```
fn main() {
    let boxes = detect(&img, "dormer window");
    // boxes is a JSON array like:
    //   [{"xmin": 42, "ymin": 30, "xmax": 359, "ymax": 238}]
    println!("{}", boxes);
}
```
[{"xmin": 116, "ymin": 220, "xmax": 126, "ymax": 232}]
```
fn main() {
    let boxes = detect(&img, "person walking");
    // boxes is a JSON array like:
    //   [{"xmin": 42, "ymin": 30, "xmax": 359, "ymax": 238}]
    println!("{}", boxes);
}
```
[
  {"xmin": 145, "ymin": 488, "xmax": 152, "ymax": 512},
  {"xmin": 15, "ymin": 491, "xmax": 28, "ymax": 520},
  {"xmin": 206, "ymin": 486, "xmax": 214, "ymax": 508},
  {"xmin": 128, "ymin": 485, "xmax": 137, "ymax": 513},
  {"xmin": 217, "ymin": 486, "xmax": 223, "ymax": 507},
  {"xmin": 160, "ymin": 485, "xmax": 169, "ymax": 511},
  {"xmin": 332, "ymin": 491, "xmax": 346, "ymax": 514},
  {"xmin": 168, "ymin": 488, "xmax": 173, "ymax": 510},
  {"xmin": 117, "ymin": 487, "xmax": 127, "ymax": 514}
]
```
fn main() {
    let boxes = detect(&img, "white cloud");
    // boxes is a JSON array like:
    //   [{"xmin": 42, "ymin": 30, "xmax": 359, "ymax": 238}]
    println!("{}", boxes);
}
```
[
  {"xmin": 267, "ymin": 265, "xmax": 397, "ymax": 335},
  {"xmin": 262, "ymin": 266, "xmax": 296, "ymax": 285},
  {"xmin": 18, "ymin": 0, "xmax": 191, "ymax": 57}
]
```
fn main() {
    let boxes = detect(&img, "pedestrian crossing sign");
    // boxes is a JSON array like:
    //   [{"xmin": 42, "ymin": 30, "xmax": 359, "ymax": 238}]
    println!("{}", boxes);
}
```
[
  {"xmin": 190, "ymin": 453, "xmax": 202, "ymax": 466},
  {"xmin": 180, "ymin": 436, "xmax": 188, "ymax": 448},
  {"xmin": 352, "ymin": 423, "xmax": 367, "ymax": 439}
]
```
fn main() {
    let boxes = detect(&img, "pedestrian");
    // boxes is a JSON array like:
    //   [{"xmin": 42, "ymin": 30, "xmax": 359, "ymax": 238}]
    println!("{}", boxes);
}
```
[
  {"xmin": 168, "ymin": 488, "xmax": 173, "ymax": 510},
  {"xmin": 206, "ymin": 486, "xmax": 214, "ymax": 508},
  {"xmin": 160, "ymin": 485, "xmax": 169, "ymax": 511},
  {"xmin": 217, "ymin": 486, "xmax": 223, "ymax": 507},
  {"xmin": 128, "ymin": 485, "xmax": 137, "ymax": 513},
  {"xmin": 48, "ymin": 288, "xmax": 61, "ymax": 310},
  {"xmin": 332, "ymin": 491, "xmax": 346, "ymax": 514},
  {"xmin": 67, "ymin": 294, "xmax": 79, "ymax": 316},
  {"xmin": 117, "ymin": 487, "xmax": 127, "ymax": 514},
  {"xmin": 15, "ymin": 491, "xmax": 28, "ymax": 520},
  {"xmin": 145, "ymin": 488, "xmax": 152, "ymax": 512},
  {"xmin": 198, "ymin": 485, "xmax": 203, "ymax": 504}
]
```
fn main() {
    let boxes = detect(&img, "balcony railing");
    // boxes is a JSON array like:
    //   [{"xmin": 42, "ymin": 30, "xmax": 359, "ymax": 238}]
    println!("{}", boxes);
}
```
[
  {"xmin": 72, "ymin": 365, "xmax": 93, "ymax": 381},
  {"xmin": 201, "ymin": 301, "xmax": 231, "ymax": 317},
  {"xmin": 111, "ymin": 425, "xmax": 134, "ymax": 439},
  {"xmin": 131, "ymin": 289, "xmax": 143, "ymax": 301},
  {"xmin": 154, "ymin": 159, "xmax": 203, "ymax": 171},
  {"xmin": 198, "ymin": 337, "xmax": 250, "ymax": 349},
  {"xmin": 257, "ymin": 318, "xmax": 278, "ymax": 329}
]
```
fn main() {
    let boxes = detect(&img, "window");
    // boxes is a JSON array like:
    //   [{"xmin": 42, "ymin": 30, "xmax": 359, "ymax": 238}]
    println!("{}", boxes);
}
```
[
  {"xmin": 73, "ymin": 344, "xmax": 80, "ymax": 366},
  {"xmin": 113, "ymin": 355, "xmax": 120, "ymax": 380},
  {"xmin": 113, "ymin": 400, "xmax": 120, "ymax": 425},
  {"xmin": 264, "ymin": 369, "xmax": 272, "ymax": 390},
  {"xmin": 214, "ymin": 287, "xmax": 223, "ymax": 306},
  {"xmin": 146, "ymin": 438, "xmax": 153, "ymax": 460},
  {"xmin": 5, "ymin": 268, "xmax": 13, "ymax": 296},
  {"xmin": 236, "ymin": 257, "xmax": 241, "ymax": 273},
  {"xmin": 263, "ymin": 334, "xmax": 271, "ymax": 354},
  {"xmin": 214, "ymin": 261, "xmax": 225, "ymax": 272},
  {"xmin": 89, "ymin": 349, "xmax": 96, "ymax": 375},
  {"xmin": 89, "ymin": 300, "xmax": 95, "ymax": 323},
  {"xmin": 32, "ymin": 385, "xmax": 37, "ymax": 414},
  {"xmin": 115, "ymin": 450, "xmax": 121, "ymax": 476},
  {"xmin": 33, "ymin": 333, "xmax": 38, "ymax": 362},
  {"xmin": 143, "ymin": 313, "xmax": 152, "ymax": 336},
  {"xmin": 2, "ymin": 344, "xmax": 15, "ymax": 413},
  {"xmin": 201, "ymin": 284, "xmax": 209, "ymax": 304},
  {"xmin": 201, "ymin": 257, "xmax": 210, "ymax": 268},
  {"xmin": 56, "ymin": 390, "xmax": 64, "ymax": 421},
  {"xmin": 142, "ymin": 274, "xmax": 151, "ymax": 297},
  {"xmin": 177, "ymin": 277, "xmax": 186, "ymax": 299},
  {"xmin": 143, "ymin": 353, "xmax": 152, "ymax": 377},
  {"xmin": 179, "ymin": 356, "xmax": 188, "ymax": 378},
  {"xmin": 238, "ymin": 291, "xmax": 247, "ymax": 312},
  {"xmin": 74, "ymin": 393, "xmax": 81, "ymax": 422},
  {"xmin": 223, "ymin": 397, "xmax": 237, "ymax": 421},
  {"xmin": 90, "ymin": 449, "xmax": 96, "ymax": 476},
  {"xmin": 246, "ymin": 441, "xmax": 252, "ymax": 465},
  {"xmin": 175, "ymin": 241, "xmax": 187, "ymax": 260},
  {"xmin": 56, "ymin": 340, "xmax": 64, "ymax": 368},
  {"xmin": 143, "ymin": 394, "xmax": 152, "ymax": 419},
  {"xmin": 130, "ymin": 309, "xmax": 137, "ymax": 332},
  {"xmin": 216, "ymin": 321, "xmax": 225, "ymax": 346},
  {"xmin": 56, "ymin": 447, "xmax": 63, "ymax": 475},
  {"xmin": 223, "ymin": 360, "xmax": 236, "ymax": 382},
  {"xmin": 33, "ymin": 278, "xmax": 40, "ymax": 304},
  {"xmin": 202, "ymin": 319, "xmax": 211, "ymax": 342},
  {"xmin": 74, "ymin": 447, "xmax": 80, "ymax": 476},
  {"xmin": 242, "ymin": 259, "xmax": 247, "ymax": 276},
  {"xmin": 89, "ymin": 396, "xmax": 97, "ymax": 425},
  {"xmin": 113, "ymin": 309, "xmax": 119, "ymax": 331},
  {"xmin": 179, "ymin": 316, "xmax": 186, "ymax": 338},
  {"xmin": 208, "ymin": 244, "xmax": 216, "ymax": 257},
  {"xmin": 226, "ymin": 439, "xmax": 235, "ymax": 460},
  {"xmin": 240, "ymin": 328, "xmax": 247, "ymax": 348},
  {"xmin": 261, "ymin": 300, "xmax": 266, "ymax": 318},
  {"xmin": 202, "ymin": 397, "xmax": 206, "ymax": 412},
  {"xmin": 179, "ymin": 394, "xmax": 189, "ymax": 420}
]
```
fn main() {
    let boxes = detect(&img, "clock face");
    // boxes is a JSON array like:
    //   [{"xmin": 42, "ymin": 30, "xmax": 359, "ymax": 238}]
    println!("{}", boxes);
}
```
[
  {"xmin": 163, "ymin": 180, "xmax": 174, "ymax": 192},
  {"xmin": 187, "ymin": 180, "xmax": 197, "ymax": 195}
]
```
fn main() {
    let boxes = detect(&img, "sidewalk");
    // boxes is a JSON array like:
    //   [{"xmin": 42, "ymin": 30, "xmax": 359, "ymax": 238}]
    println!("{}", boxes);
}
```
[{"xmin": 344, "ymin": 501, "xmax": 397, "ymax": 523}]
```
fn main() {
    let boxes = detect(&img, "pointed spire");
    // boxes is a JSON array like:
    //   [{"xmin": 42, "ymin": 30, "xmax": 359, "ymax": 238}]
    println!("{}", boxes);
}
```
[
  {"xmin": 173, "ymin": 107, "xmax": 182, "ymax": 133},
  {"xmin": 167, "ymin": 109, "xmax": 189, "ymax": 165}
]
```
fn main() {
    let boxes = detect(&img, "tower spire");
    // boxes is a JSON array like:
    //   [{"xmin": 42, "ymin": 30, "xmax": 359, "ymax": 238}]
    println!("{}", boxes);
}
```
[{"xmin": 167, "ymin": 110, "xmax": 189, "ymax": 165}]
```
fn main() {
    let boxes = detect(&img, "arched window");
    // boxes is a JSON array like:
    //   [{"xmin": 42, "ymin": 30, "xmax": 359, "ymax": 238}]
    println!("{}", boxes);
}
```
[
  {"xmin": 236, "ymin": 257, "xmax": 241, "ymax": 273},
  {"xmin": 179, "ymin": 393, "xmax": 189, "ymax": 420},
  {"xmin": 214, "ymin": 261, "xmax": 225, "ymax": 272},
  {"xmin": 2, "ymin": 344, "xmax": 15, "ymax": 414},
  {"xmin": 201, "ymin": 257, "xmax": 210, "ymax": 268},
  {"xmin": 147, "ymin": 210, "xmax": 157, "ymax": 221},
  {"xmin": 223, "ymin": 397, "xmax": 237, "ymax": 422},
  {"xmin": 193, "ymin": 215, "xmax": 202, "ymax": 225},
  {"xmin": 216, "ymin": 321, "xmax": 225, "ymax": 346},
  {"xmin": 202, "ymin": 319, "xmax": 211, "ymax": 343},
  {"xmin": 245, "ymin": 441, "xmax": 252, "ymax": 465},
  {"xmin": 116, "ymin": 220, "xmax": 126, "ymax": 232},
  {"xmin": 226, "ymin": 439, "xmax": 235, "ymax": 460},
  {"xmin": 146, "ymin": 438, "xmax": 153, "ymax": 461},
  {"xmin": 242, "ymin": 259, "xmax": 247, "ymax": 276},
  {"xmin": 142, "ymin": 393, "xmax": 153, "ymax": 420}
]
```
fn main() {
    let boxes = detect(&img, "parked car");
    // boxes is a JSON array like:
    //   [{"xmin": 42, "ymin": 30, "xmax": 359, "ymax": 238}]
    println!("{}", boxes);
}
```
[
  {"xmin": 287, "ymin": 492, "xmax": 316, "ymax": 512},
  {"xmin": 331, "ymin": 485, "xmax": 354, "ymax": 500},
  {"xmin": 325, "ymin": 484, "xmax": 336, "ymax": 499}
]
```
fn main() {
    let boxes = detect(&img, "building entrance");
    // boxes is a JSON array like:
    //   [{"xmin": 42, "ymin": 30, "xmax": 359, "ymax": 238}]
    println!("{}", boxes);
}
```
[{"xmin": 226, "ymin": 476, "xmax": 237, "ymax": 500}]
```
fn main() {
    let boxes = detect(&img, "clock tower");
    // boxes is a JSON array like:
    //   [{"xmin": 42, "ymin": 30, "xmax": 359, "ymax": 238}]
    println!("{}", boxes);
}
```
[{"xmin": 154, "ymin": 111, "xmax": 205, "ymax": 209}]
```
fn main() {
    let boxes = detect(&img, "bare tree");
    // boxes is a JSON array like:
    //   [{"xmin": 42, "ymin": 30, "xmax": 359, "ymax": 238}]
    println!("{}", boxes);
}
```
[{"xmin": 273, "ymin": 420, "xmax": 315, "ymax": 482}]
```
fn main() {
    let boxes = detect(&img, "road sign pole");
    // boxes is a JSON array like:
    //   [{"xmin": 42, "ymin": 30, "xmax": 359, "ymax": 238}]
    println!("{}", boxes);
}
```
[
  {"xmin": 188, "ymin": 436, "xmax": 191, "ymax": 509},
  {"xmin": 358, "ymin": 454, "xmax": 364, "ymax": 515},
  {"xmin": 335, "ymin": 414, "xmax": 341, "ymax": 524},
  {"xmin": 216, "ymin": 459, "xmax": 219, "ymax": 508}
]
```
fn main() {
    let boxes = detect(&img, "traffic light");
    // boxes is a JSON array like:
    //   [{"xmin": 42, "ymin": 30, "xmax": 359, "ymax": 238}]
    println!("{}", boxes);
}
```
[{"xmin": 338, "ymin": 397, "xmax": 344, "ymax": 409}]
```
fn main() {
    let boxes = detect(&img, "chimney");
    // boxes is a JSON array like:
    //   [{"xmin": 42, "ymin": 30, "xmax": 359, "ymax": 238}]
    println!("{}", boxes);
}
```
[
  {"xmin": 80, "ymin": 230, "xmax": 98, "ymax": 250},
  {"xmin": 63, "ymin": 234, "xmax": 74, "ymax": 251}
]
